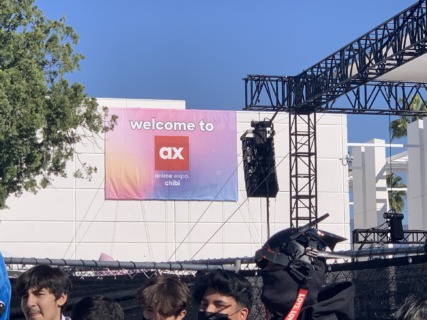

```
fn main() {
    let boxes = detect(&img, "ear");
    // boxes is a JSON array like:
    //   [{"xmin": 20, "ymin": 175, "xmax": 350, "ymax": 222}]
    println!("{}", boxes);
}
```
[
  {"xmin": 176, "ymin": 309, "xmax": 187, "ymax": 320},
  {"xmin": 56, "ymin": 293, "xmax": 68, "ymax": 308},
  {"xmin": 238, "ymin": 307, "xmax": 248, "ymax": 320}
]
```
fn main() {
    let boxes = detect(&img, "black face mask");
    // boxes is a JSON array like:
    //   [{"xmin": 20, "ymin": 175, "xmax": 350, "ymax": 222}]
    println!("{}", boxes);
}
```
[
  {"xmin": 197, "ymin": 311, "xmax": 229, "ymax": 320},
  {"xmin": 261, "ymin": 259, "xmax": 326, "ymax": 318}
]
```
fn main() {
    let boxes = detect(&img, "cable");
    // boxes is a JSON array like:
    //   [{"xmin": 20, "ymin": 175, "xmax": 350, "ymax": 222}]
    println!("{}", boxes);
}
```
[
  {"xmin": 139, "ymin": 201, "xmax": 154, "ymax": 261},
  {"xmin": 174, "ymin": 110, "xmax": 338, "ymax": 261},
  {"xmin": 62, "ymin": 178, "xmax": 106, "ymax": 259},
  {"xmin": 189, "ymin": 156, "xmax": 288, "ymax": 260},
  {"xmin": 167, "ymin": 159, "xmax": 243, "ymax": 261},
  {"xmin": 388, "ymin": 113, "xmax": 394, "ymax": 201},
  {"xmin": 111, "ymin": 201, "xmax": 119, "ymax": 257}
]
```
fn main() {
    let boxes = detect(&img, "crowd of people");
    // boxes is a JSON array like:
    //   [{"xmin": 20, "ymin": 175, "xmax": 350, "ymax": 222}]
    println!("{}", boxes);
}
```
[
  {"xmin": 1, "ymin": 223, "xmax": 425, "ymax": 320},
  {"xmin": 11, "ymin": 265, "xmax": 253, "ymax": 320},
  {"xmin": 6, "ymin": 263, "xmax": 425, "ymax": 320}
]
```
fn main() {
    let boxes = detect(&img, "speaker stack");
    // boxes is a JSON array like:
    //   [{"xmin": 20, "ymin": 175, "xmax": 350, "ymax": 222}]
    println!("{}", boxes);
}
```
[{"xmin": 241, "ymin": 121, "xmax": 279, "ymax": 198}]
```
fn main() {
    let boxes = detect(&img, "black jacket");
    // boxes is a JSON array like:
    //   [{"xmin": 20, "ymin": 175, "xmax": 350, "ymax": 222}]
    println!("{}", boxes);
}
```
[
  {"xmin": 299, "ymin": 281, "xmax": 355, "ymax": 320},
  {"xmin": 269, "ymin": 281, "xmax": 355, "ymax": 320}
]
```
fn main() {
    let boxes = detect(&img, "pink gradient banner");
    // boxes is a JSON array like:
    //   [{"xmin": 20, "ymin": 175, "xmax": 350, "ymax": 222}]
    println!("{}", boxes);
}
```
[{"xmin": 105, "ymin": 108, "xmax": 237, "ymax": 201}]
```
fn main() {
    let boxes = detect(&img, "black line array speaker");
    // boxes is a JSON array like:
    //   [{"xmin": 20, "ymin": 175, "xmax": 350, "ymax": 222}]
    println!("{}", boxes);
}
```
[
  {"xmin": 390, "ymin": 215, "xmax": 404, "ymax": 242},
  {"xmin": 242, "ymin": 136, "xmax": 279, "ymax": 198}
]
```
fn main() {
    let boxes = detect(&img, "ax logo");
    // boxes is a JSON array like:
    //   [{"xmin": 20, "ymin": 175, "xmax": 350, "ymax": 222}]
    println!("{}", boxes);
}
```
[{"xmin": 155, "ymin": 136, "xmax": 189, "ymax": 171}]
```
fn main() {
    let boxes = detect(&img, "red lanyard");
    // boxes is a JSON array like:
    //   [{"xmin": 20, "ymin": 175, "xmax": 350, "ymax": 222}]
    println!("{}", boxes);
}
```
[
  {"xmin": 263, "ymin": 288, "xmax": 309, "ymax": 320},
  {"xmin": 283, "ymin": 288, "xmax": 308, "ymax": 320}
]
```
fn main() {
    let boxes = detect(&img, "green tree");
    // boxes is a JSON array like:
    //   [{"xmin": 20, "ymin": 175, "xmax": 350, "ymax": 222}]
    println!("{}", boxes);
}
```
[
  {"xmin": 389, "ymin": 94, "xmax": 427, "ymax": 141},
  {"xmin": 386, "ymin": 172, "xmax": 406, "ymax": 213},
  {"xmin": 0, "ymin": 0, "xmax": 116, "ymax": 209},
  {"xmin": 388, "ymin": 95, "xmax": 424, "ymax": 214}
]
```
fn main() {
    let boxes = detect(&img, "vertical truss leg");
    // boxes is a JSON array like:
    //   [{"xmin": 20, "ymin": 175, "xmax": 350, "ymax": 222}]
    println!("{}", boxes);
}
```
[{"xmin": 289, "ymin": 112, "xmax": 318, "ymax": 227}]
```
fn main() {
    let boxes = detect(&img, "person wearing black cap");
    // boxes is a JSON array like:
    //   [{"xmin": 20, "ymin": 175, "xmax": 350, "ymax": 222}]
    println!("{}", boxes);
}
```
[{"xmin": 255, "ymin": 215, "xmax": 355, "ymax": 320}]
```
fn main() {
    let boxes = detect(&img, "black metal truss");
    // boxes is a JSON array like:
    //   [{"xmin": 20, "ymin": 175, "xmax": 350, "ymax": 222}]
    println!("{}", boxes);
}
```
[
  {"xmin": 289, "ymin": 112, "xmax": 317, "ymax": 227},
  {"xmin": 245, "ymin": 79, "xmax": 427, "ymax": 116},
  {"xmin": 246, "ymin": 81, "xmax": 427, "ymax": 228},
  {"xmin": 243, "ymin": 1, "xmax": 427, "ymax": 228},
  {"xmin": 244, "ymin": 0, "xmax": 427, "ymax": 112},
  {"xmin": 328, "ymin": 253, "xmax": 427, "ymax": 272},
  {"xmin": 324, "ymin": 81, "xmax": 427, "ymax": 115},
  {"xmin": 353, "ymin": 228, "xmax": 427, "ymax": 250}
]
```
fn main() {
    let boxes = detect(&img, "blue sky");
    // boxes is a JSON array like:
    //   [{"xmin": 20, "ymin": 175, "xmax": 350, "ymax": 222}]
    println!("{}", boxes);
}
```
[{"xmin": 35, "ymin": 0, "xmax": 416, "ymax": 143}]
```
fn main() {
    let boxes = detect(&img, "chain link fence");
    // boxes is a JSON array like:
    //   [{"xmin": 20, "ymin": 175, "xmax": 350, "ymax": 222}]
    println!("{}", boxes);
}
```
[{"xmin": 7, "ymin": 254, "xmax": 427, "ymax": 320}]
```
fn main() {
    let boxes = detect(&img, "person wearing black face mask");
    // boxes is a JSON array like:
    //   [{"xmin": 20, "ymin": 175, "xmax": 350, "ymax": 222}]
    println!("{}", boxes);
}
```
[
  {"xmin": 256, "ymin": 214, "xmax": 355, "ymax": 320},
  {"xmin": 192, "ymin": 269, "xmax": 253, "ymax": 320}
]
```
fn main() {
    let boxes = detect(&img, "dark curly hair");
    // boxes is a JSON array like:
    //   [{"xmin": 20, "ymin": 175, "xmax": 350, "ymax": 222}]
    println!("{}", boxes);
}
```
[
  {"xmin": 72, "ymin": 295, "xmax": 124, "ymax": 320},
  {"xmin": 192, "ymin": 269, "xmax": 253, "ymax": 312}
]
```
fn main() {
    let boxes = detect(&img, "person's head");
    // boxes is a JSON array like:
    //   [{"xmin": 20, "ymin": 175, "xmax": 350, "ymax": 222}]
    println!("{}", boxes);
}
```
[
  {"xmin": 16, "ymin": 265, "xmax": 72, "ymax": 320},
  {"xmin": 395, "ymin": 294, "xmax": 427, "ymax": 320},
  {"xmin": 137, "ymin": 273, "xmax": 189, "ymax": 320},
  {"xmin": 71, "ymin": 295, "xmax": 124, "ymax": 320},
  {"xmin": 192, "ymin": 269, "xmax": 253, "ymax": 320}
]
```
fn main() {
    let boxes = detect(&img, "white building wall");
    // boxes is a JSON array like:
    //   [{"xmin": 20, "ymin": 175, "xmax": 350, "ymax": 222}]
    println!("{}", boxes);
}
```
[
  {"xmin": 0, "ymin": 99, "xmax": 350, "ymax": 262},
  {"xmin": 350, "ymin": 119, "xmax": 427, "ymax": 232},
  {"xmin": 407, "ymin": 119, "xmax": 427, "ymax": 230},
  {"xmin": 316, "ymin": 114, "xmax": 351, "ymax": 241},
  {"xmin": 352, "ymin": 139, "xmax": 388, "ymax": 229}
]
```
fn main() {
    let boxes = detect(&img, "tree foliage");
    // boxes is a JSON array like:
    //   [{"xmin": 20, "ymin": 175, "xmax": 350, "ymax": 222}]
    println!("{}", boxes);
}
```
[
  {"xmin": 0, "ymin": 0, "xmax": 116, "ymax": 209},
  {"xmin": 389, "ymin": 94, "xmax": 427, "ymax": 141},
  {"xmin": 388, "ymin": 95, "xmax": 424, "ymax": 214},
  {"xmin": 386, "ymin": 172, "xmax": 406, "ymax": 213}
]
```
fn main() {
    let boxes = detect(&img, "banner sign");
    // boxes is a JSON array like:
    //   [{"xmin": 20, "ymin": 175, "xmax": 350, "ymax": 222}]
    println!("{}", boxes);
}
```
[{"xmin": 105, "ymin": 108, "xmax": 237, "ymax": 201}]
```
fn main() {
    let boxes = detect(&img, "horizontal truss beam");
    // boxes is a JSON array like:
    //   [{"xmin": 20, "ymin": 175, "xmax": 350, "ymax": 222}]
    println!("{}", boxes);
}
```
[
  {"xmin": 244, "ymin": 0, "xmax": 427, "ymax": 113},
  {"xmin": 353, "ymin": 228, "xmax": 427, "ymax": 250},
  {"xmin": 245, "ymin": 79, "xmax": 427, "ymax": 116}
]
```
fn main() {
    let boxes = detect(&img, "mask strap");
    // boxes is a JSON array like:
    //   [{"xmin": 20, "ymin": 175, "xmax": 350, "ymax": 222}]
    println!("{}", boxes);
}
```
[{"xmin": 283, "ymin": 288, "xmax": 308, "ymax": 320}]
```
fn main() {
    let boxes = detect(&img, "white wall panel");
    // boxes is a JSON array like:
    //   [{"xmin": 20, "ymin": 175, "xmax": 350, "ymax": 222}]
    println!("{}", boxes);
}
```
[
  {"xmin": 97, "ymin": 98, "xmax": 186, "ymax": 110},
  {"xmin": 407, "ymin": 120, "xmax": 426, "ymax": 229},
  {"xmin": 1, "ymin": 243, "xmax": 73, "ymax": 259},
  {"xmin": 185, "ymin": 243, "xmax": 224, "ymax": 260},
  {"xmin": 318, "ymin": 193, "xmax": 348, "ymax": 225},
  {"xmin": 318, "ymin": 159, "xmax": 345, "ymax": 192},
  {"xmin": 317, "ymin": 127, "xmax": 347, "ymax": 158},
  {"xmin": 175, "ymin": 223, "xmax": 224, "ymax": 244},
  {"xmin": 75, "ymin": 190, "xmax": 116, "ymax": 221},
  {"xmin": 188, "ymin": 201, "xmax": 223, "ymax": 223},
  {"xmin": 223, "ymin": 223, "xmax": 261, "ymax": 244},
  {"xmin": 0, "ymin": 221, "xmax": 73, "ymax": 242},
  {"xmin": 4, "ymin": 190, "xmax": 75, "ymax": 221}
]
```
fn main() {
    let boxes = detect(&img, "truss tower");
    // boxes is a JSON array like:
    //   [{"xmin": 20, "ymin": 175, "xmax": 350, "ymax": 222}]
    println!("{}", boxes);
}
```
[{"xmin": 244, "ymin": 0, "xmax": 427, "ymax": 227}]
